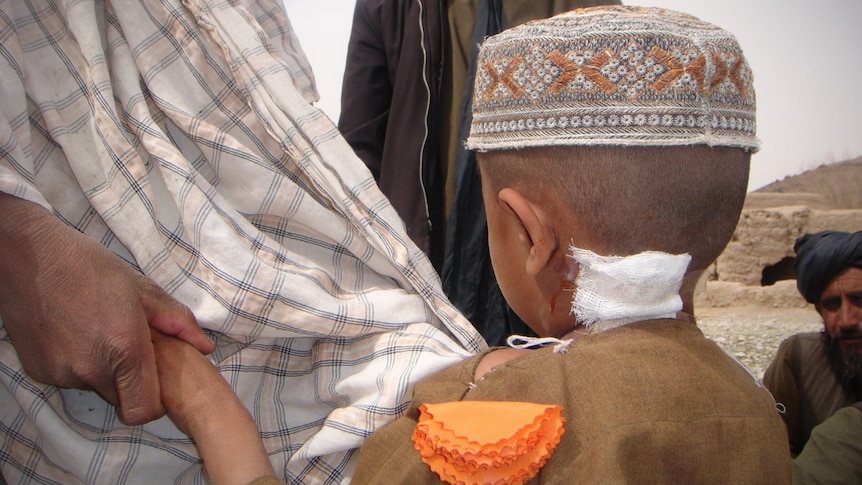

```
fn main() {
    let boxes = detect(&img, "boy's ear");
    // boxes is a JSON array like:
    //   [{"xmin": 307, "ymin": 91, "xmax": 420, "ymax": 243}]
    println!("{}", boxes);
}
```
[{"xmin": 497, "ymin": 187, "xmax": 556, "ymax": 277}]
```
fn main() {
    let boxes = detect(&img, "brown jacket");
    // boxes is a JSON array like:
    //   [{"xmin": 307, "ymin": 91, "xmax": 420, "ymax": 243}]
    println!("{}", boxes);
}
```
[
  {"xmin": 763, "ymin": 332, "xmax": 856, "ymax": 457},
  {"xmin": 354, "ymin": 319, "xmax": 792, "ymax": 484}
]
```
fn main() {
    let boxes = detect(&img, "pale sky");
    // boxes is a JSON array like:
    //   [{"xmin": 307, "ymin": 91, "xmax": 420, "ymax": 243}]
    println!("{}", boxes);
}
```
[{"xmin": 282, "ymin": 0, "xmax": 862, "ymax": 192}]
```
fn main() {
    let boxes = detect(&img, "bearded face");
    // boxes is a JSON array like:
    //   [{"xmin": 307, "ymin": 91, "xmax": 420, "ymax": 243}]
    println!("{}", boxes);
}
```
[
  {"xmin": 815, "ymin": 267, "xmax": 862, "ymax": 399},
  {"xmin": 822, "ymin": 329, "xmax": 862, "ymax": 400}
]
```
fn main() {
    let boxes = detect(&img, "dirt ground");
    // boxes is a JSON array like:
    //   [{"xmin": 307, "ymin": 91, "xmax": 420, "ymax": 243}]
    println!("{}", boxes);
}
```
[{"xmin": 695, "ymin": 306, "xmax": 823, "ymax": 380}]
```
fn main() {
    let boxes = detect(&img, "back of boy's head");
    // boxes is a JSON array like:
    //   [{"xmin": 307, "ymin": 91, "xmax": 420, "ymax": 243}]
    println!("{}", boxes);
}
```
[{"xmin": 467, "ymin": 6, "xmax": 756, "ymax": 271}]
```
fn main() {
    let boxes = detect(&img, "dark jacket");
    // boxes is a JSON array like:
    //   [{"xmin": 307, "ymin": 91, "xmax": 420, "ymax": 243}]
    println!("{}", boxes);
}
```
[{"xmin": 338, "ymin": 0, "xmax": 448, "ymax": 266}]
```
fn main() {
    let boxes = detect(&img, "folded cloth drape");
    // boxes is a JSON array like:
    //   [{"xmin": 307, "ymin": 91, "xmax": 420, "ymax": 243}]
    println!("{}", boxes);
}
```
[{"xmin": 0, "ymin": 0, "xmax": 484, "ymax": 482}]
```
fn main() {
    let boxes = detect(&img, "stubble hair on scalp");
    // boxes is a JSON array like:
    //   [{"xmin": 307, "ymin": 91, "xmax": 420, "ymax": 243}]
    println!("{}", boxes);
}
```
[{"xmin": 476, "ymin": 144, "xmax": 751, "ymax": 272}]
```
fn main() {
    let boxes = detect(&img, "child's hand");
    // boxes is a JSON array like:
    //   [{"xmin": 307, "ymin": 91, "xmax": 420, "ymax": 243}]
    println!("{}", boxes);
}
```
[
  {"xmin": 150, "ymin": 330, "xmax": 278, "ymax": 484},
  {"xmin": 150, "ymin": 329, "xmax": 224, "ymax": 436}
]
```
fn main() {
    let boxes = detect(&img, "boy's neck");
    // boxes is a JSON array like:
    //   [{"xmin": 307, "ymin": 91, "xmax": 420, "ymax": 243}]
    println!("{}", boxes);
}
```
[{"xmin": 678, "ymin": 269, "xmax": 704, "ymax": 316}]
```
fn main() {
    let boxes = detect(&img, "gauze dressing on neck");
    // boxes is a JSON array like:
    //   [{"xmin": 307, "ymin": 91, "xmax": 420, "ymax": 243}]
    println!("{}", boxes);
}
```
[{"xmin": 569, "ymin": 245, "xmax": 691, "ymax": 333}]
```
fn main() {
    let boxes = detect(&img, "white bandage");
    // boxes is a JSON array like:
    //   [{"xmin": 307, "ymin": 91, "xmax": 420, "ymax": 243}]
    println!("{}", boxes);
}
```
[{"xmin": 568, "ymin": 245, "xmax": 691, "ymax": 333}]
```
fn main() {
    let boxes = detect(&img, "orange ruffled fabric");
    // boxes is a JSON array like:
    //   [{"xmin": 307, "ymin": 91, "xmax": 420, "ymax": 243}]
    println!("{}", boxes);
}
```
[{"xmin": 411, "ymin": 401, "xmax": 565, "ymax": 485}]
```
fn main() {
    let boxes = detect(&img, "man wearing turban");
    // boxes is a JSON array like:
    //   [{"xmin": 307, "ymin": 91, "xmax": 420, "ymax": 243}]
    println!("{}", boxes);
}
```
[{"xmin": 764, "ymin": 230, "xmax": 862, "ymax": 457}]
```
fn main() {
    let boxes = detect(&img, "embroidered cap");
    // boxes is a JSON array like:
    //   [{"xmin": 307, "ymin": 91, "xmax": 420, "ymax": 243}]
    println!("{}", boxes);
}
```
[{"xmin": 466, "ymin": 6, "xmax": 758, "ymax": 152}]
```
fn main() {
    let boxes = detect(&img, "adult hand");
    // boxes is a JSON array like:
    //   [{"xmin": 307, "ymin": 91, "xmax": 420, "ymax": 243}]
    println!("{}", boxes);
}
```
[{"xmin": 0, "ymin": 193, "xmax": 215, "ymax": 425}]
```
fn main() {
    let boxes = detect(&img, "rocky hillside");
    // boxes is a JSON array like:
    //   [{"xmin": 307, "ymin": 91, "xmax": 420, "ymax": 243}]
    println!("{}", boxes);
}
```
[
  {"xmin": 699, "ymin": 155, "xmax": 862, "ymax": 308},
  {"xmin": 753, "ymin": 156, "xmax": 862, "ymax": 210}
]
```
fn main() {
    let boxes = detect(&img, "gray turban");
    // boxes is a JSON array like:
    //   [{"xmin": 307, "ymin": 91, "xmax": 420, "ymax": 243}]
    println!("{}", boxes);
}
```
[{"xmin": 794, "ymin": 230, "xmax": 862, "ymax": 303}]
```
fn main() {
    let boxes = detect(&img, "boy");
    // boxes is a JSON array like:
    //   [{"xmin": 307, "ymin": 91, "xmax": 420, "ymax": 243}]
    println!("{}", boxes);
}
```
[
  {"xmin": 154, "ymin": 6, "xmax": 791, "ymax": 484},
  {"xmin": 353, "ymin": 5, "xmax": 791, "ymax": 483}
]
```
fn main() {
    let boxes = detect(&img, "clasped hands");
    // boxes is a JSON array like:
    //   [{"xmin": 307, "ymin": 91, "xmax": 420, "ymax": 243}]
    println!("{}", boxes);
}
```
[{"xmin": 0, "ymin": 193, "xmax": 215, "ymax": 425}]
